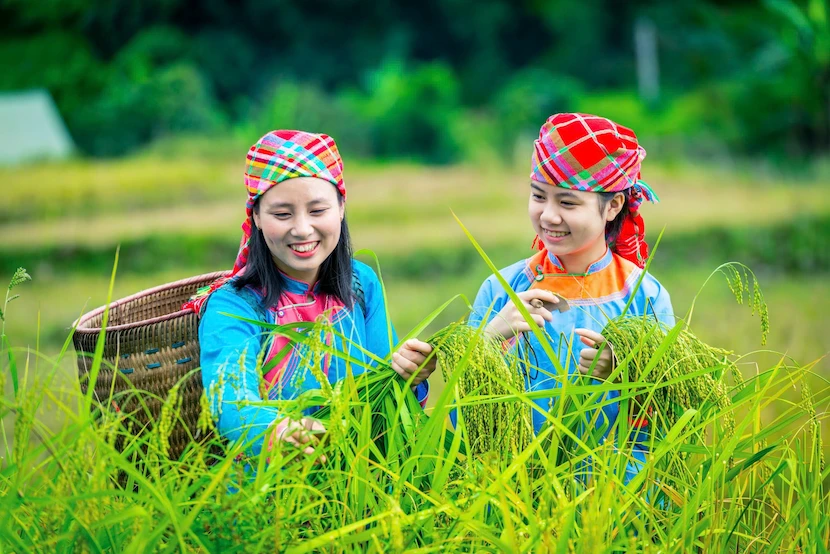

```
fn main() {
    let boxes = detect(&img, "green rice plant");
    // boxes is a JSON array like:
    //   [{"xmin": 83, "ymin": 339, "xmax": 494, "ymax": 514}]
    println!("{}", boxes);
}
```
[
  {"xmin": 1, "ymin": 254, "xmax": 829, "ymax": 552},
  {"xmin": 688, "ymin": 261, "xmax": 770, "ymax": 346},
  {"xmin": 1, "ymin": 267, "xmax": 31, "ymax": 399},
  {"xmin": 429, "ymin": 322, "xmax": 533, "ymax": 458},
  {"xmin": 601, "ymin": 315, "xmax": 737, "ymax": 443}
]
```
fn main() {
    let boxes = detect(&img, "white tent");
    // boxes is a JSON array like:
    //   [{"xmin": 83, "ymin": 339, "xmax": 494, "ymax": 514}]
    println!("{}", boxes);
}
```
[{"xmin": 0, "ymin": 89, "xmax": 75, "ymax": 165}]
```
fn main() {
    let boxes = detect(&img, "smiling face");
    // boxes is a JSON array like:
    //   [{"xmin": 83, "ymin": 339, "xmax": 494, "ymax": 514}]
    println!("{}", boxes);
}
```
[
  {"xmin": 252, "ymin": 177, "xmax": 345, "ymax": 284},
  {"xmin": 528, "ymin": 180, "xmax": 624, "ymax": 273}
]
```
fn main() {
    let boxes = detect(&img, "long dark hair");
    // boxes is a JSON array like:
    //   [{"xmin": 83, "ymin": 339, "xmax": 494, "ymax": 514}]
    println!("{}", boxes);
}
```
[
  {"xmin": 233, "ymin": 196, "xmax": 354, "ymax": 310},
  {"xmin": 598, "ymin": 189, "xmax": 631, "ymax": 242}
]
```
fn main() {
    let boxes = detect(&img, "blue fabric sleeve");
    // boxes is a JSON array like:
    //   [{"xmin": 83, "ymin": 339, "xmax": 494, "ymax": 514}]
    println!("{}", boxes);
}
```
[
  {"xmin": 413, "ymin": 378, "xmax": 430, "ymax": 404},
  {"xmin": 469, "ymin": 275, "xmax": 505, "ymax": 330},
  {"xmin": 356, "ymin": 261, "xmax": 397, "ymax": 360},
  {"xmin": 354, "ymin": 261, "xmax": 429, "ymax": 403},
  {"xmin": 649, "ymin": 282, "xmax": 675, "ymax": 328},
  {"xmin": 199, "ymin": 287, "xmax": 279, "ymax": 456}
]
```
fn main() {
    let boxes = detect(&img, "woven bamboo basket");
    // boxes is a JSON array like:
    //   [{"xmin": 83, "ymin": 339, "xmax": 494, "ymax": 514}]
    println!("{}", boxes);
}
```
[{"xmin": 72, "ymin": 271, "xmax": 229, "ymax": 460}]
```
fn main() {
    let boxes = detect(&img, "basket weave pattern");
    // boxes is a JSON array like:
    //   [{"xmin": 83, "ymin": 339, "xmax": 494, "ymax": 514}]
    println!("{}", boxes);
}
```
[{"xmin": 73, "ymin": 271, "xmax": 228, "ymax": 460}]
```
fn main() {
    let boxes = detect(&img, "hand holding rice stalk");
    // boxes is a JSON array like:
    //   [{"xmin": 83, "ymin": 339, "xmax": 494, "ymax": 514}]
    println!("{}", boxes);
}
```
[
  {"xmin": 599, "ymin": 263, "xmax": 771, "ymax": 443},
  {"xmin": 311, "ymin": 321, "xmax": 532, "ymax": 463},
  {"xmin": 601, "ymin": 315, "xmax": 738, "ymax": 442}
]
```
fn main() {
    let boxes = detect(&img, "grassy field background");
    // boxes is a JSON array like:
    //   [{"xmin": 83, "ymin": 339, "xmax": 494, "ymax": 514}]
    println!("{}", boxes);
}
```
[
  {"xmin": 2, "ymin": 147, "xmax": 828, "ymax": 425},
  {"xmin": 2, "ymin": 146, "xmax": 829, "ymax": 552}
]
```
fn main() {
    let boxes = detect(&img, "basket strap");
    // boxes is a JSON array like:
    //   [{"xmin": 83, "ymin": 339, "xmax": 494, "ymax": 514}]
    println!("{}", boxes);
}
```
[
  {"xmin": 351, "ymin": 270, "xmax": 365, "ymax": 314},
  {"xmin": 235, "ymin": 286, "xmax": 269, "ymax": 323}
]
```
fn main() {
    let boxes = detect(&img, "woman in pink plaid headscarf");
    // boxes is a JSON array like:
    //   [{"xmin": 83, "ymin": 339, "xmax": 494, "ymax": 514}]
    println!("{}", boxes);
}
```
[
  {"xmin": 194, "ymin": 130, "xmax": 436, "ymax": 462},
  {"xmin": 529, "ymin": 112, "xmax": 660, "ymax": 268},
  {"xmin": 469, "ymin": 113, "xmax": 675, "ymax": 484}
]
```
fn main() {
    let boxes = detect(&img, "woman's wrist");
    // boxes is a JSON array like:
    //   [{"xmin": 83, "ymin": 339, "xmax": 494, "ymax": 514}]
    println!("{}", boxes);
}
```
[{"xmin": 484, "ymin": 320, "xmax": 507, "ymax": 341}]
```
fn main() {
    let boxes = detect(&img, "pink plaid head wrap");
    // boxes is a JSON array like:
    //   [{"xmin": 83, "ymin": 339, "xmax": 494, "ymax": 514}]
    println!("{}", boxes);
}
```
[{"xmin": 530, "ymin": 113, "xmax": 659, "ymax": 268}]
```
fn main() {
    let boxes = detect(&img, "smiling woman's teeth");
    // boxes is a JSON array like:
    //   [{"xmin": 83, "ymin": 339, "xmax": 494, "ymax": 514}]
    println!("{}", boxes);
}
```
[
  {"xmin": 291, "ymin": 242, "xmax": 318, "ymax": 252},
  {"xmin": 545, "ymin": 231, "xmax": 569, "ymax": 237}
]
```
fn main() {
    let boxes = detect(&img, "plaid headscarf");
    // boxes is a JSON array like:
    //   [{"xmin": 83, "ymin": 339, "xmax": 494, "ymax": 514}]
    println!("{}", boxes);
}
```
[
  {"xmin": 530, "ymin": 113, "xmax": 659, "ymax": 268},
  {"xmin": 184, "ymin": 130, "xmax": 345, "ymax": 313}
]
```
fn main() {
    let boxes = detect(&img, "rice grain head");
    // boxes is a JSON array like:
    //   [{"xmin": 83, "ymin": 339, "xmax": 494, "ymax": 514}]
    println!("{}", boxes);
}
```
[{"xmin": 428, "ymin": 323, "xmax": 533, "ymax": 458}]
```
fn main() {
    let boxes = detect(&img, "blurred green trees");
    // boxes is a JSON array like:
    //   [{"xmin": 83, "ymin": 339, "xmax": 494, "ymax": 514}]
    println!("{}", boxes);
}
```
[{"xmin": 1, "ymin": 0, "xmax": 827, "ymax": 162}]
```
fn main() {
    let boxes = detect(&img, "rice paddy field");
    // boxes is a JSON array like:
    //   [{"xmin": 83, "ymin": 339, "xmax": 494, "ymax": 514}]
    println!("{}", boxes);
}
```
[{"xmin": 1, "ymin": 143, "xmax": 828, "ymax": 551}]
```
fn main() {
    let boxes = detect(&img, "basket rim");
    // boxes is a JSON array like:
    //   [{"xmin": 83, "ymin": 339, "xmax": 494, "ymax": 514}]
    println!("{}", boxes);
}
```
[{"xmin": 72, "ymin": 270, "xmax": 230, "ymax": 335}]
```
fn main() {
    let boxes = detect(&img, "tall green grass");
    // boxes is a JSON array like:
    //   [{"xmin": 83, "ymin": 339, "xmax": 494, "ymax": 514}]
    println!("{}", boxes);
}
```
[{"xmin": 1, "ymin": 249, "xmax": 828, "ymax": 552}]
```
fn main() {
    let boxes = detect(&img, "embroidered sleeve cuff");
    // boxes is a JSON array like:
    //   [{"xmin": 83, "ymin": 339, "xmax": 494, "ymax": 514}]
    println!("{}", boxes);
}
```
[
  {"xmin": 413, "ymin": 380, "xmax": 430, "ymax": 408},
  {"xmin": 628, "ymin": 419, "xmax": 650, "ymax": 444},
  {"xmin": 501, "ymin": 335, "xmax": 518, "ymax": 352}
]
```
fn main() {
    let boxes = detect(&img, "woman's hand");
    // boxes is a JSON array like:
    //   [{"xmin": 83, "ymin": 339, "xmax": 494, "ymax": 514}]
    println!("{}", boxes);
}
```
[
  {"xmin": 575, "ymin": 328, "xmax": 615, "ymax": 381},
  {"xmin": 391, "ymin": 339, "xmax": 436, "ymax": 386},
  {"xmin": 484, "ymin": 290, "xmax": 562, "ymax": 340},
  {"xmin": 268, "ymin": 417, "xmax": 327, "ymax": 464}
]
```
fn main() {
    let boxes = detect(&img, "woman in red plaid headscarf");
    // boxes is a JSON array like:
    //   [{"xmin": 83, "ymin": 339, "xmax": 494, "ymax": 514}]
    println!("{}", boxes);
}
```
[
  {"xmin": 193, "ymin": 130, "xmax": 436, "ymax": 462},
  {"xmin": 469, "ymin": 113, "xmax": 675, "ymax": 483}
]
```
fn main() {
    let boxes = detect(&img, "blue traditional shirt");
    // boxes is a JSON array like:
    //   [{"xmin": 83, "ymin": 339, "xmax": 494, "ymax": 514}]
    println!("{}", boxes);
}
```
[
  {"xmin": 200, "ymin": 260, "xmax": 428, "ymax": 455},
  {"xmin": 470, "ymin": 247, "xmax": 674, "ymax": 480}
]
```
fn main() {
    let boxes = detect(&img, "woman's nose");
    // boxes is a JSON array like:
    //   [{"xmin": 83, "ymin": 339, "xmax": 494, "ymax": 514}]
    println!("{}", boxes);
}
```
[
  {"xmin": 541, "ymin": 203, "xmax": 562, "ymax": 225},
  {"xmin": 292, "ymin": 214, "xmax": 314, "ymax": 237}
]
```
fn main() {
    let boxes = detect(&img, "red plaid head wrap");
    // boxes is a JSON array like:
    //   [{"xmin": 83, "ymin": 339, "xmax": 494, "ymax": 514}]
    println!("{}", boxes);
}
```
[
  {"xmin": 184, "ymin": 130, "xmax": 346, "ymax": 313},
  {"xmin": 530, "ymin": 113, "xmax": 659, "ymax": 268}
]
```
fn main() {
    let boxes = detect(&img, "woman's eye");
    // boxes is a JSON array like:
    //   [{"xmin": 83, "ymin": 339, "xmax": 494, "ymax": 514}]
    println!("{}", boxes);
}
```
[
  {"xmin": 311, "ymin": 208, "xmax": 328, "ymax": 215},
  {"xmin": 531, "ymin": 194, "xmax": 545, "ymax": 201},
  {"xmin": 273, "ymin": 212, "xmax": 291, "ymax": 219},
  {"xmin": 561, "ymin": 201, "xmax": 576, "ymax": 207}
]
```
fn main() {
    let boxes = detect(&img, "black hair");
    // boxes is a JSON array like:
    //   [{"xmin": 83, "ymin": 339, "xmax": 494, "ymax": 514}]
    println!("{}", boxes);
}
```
[
  {"xmin": 233, "ymin": 195, "xmax": 354, "ymax": 309},
  {"xmin": 598, "ymin": 189, "xmax": 631, "ymax": 242}
]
